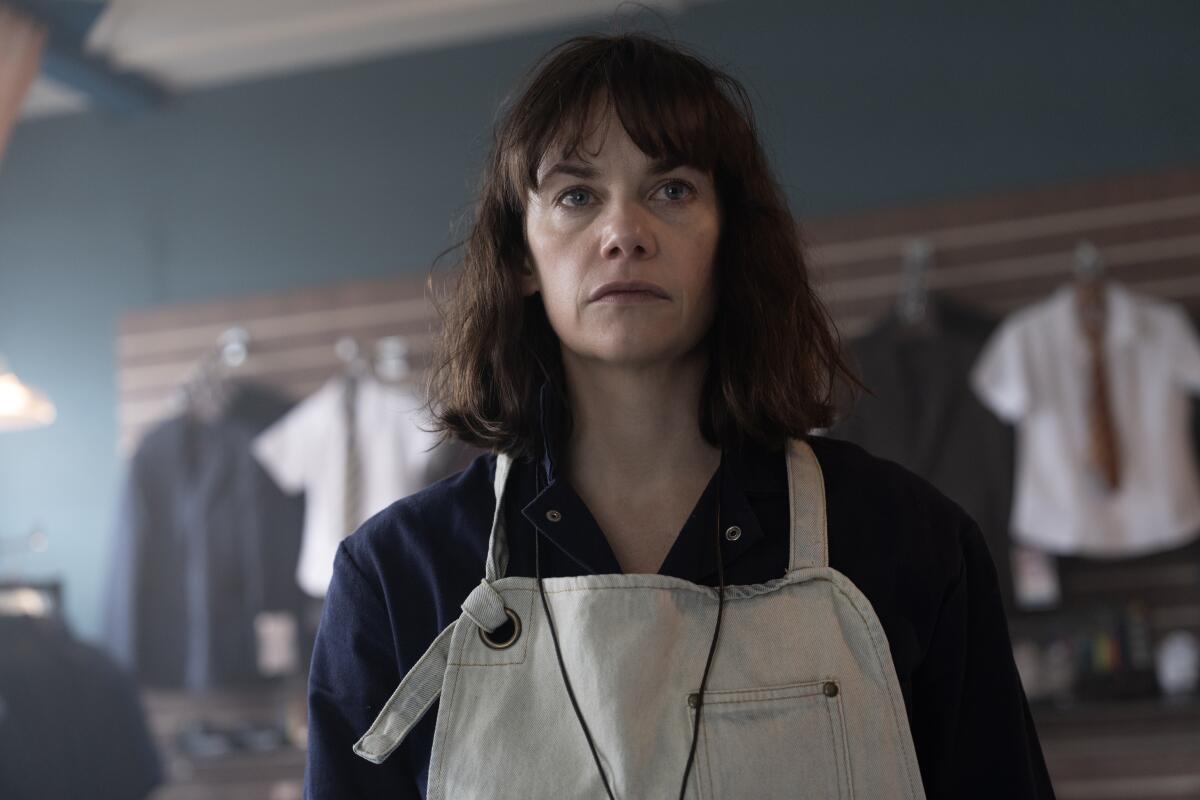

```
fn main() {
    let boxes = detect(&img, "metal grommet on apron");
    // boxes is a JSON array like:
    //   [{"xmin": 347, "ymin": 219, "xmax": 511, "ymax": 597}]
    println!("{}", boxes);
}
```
[
  {"xmin": 354, "ymin": 438, "xmax": 927, "ymax": 800},
  {"xmin": 478, "ymin": 607, "xmax": 521, "ymax": 650}
]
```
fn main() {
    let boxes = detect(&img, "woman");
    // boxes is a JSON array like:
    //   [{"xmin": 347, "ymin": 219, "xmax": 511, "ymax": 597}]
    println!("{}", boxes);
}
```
[{"xmin": 305, "ymin": 32, "xmax": 1054, "ymax": 799}]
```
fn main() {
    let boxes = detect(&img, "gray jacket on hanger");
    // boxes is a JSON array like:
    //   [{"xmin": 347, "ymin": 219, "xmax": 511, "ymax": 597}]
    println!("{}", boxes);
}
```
[{"xmin": 830, "ymin": 297, "xmax": 1018, "ymax": 611}]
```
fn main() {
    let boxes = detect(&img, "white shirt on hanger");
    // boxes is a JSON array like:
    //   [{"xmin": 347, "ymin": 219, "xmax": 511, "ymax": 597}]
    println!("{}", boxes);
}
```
[
  {"xmin": 253, "ymin": 375, "xmax": 440, "ymax": 596},
  {"xmin": 970, "ymin": 282, "xmax": 1200, "ymax": 557}
]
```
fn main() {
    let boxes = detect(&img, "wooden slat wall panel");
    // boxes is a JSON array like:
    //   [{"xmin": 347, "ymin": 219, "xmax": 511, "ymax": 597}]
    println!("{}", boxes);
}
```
[
  {"xmin": 117, "ymin": 274, "xmax": 431, "ymax": 336},
  {"xmin": 115, "ymin": 274, "xmax": 452, "ymax": 452},
  {"xmin": 805, "ymin": 168, "xmax": 1200, "ymax": 339}
]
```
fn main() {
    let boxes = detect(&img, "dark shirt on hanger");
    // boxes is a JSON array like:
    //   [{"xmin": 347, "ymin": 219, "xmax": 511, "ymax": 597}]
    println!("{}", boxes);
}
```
[
  {"xmin": 829, "ymin": 296, "xmax": 1020, "ymax": 612},
  {"xmin": 105, "ymin": 381, "xmax": 306, "ymax": 689},
  {"xmin": 305, "ymin": 380, "xmax": 1054, "ymax": 799}
]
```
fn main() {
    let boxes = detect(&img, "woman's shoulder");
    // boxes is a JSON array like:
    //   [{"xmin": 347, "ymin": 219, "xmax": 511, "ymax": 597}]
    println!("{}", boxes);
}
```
[
  {"xmin": 806, "ymin": 435, "xmax": 992, "ymax": 673},
  {"xmin": 805, "ymin": 434, "xmax": 973, "ymax": 580},
  {"xmin": 339, "ymin": 450, "xmax": 499, "ymax": 587},
  {"xmin": 807, "ymin": 434, "xmax": 971, "ymax": 514}
]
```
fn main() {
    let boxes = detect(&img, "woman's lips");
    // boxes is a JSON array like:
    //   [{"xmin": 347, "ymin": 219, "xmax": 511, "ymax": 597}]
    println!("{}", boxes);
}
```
[
  {"xmin": 592, "ymin": 290, "xmax": 668, "ymax": 304},
  {"xmin": 589, "ymin": 280, "xmax": 670, "ymax": 301}
]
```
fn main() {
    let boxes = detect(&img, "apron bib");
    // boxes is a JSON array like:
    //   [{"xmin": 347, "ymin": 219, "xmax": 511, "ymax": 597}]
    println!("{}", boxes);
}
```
[{"xmin": 355, "ymin": 438, "xmax": 926, "ymax": 799}]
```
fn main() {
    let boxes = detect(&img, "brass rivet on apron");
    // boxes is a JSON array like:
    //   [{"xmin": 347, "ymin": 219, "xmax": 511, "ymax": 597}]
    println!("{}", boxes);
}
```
[
  {"xmin": 823, "ymin": 681, "xmax": 839, "ymax": 697},
  {"xmin": 724, "ymin": 525, "xmax": 742, "ymax": 542},
  {"xmin": 479, "ymin": 607, "xmax": 522, "ymax": 650},
  {"xmin": 687, "ymin": 693, "xmax": 700, "ymax": 708},
  {"xmin": 545, "ymin": 509, "xmax": 562, "ymax": 522}
]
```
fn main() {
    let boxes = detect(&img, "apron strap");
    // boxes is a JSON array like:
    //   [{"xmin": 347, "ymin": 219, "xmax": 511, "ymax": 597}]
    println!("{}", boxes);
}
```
[
  {"xmin": 485, "ymin": 451, "xmax": 514, "ymax": 582},
  {"xmin": 353, "ymin": 620, "xmax": 458, "ymax": 764},
  {"xmin": 353, "ymin": 510, "xmax": 514, "ymax": 765},
  {"xmin": 461, "ymin": 578, "xmax": 510, "ymax": 632},
  {"xmin": 786, "ymin": 437, "xmax": 829, "ymax": 572}
]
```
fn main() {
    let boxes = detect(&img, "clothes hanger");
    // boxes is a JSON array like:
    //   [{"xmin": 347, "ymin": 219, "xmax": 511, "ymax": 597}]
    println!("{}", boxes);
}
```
[
  {"xmin": 335, "ymin": 336, "xmax": 372, "ymax": 382},
  {"xmin": 175, "ymin": 326, "xmax": 251, "ymax": 420},
  {"xmin": 896, "ymin": 237, "xmax": 940, "ymax": 338},
  {"xmin": 373, "ymin": 335, "xmax": 412, "ymax": 385},
  {"xmin": 1073, "ymin": 240, "xmax": 1107, "ymax": 337}
]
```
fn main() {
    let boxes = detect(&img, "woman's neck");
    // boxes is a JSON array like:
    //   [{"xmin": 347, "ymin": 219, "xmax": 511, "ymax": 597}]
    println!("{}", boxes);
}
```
[
  {"xmin": 559, "ymin": 353, "xmax": 721, "ymax": 571},
  {"xmin": 561, "ymin": 352, "xmax": 720, "ymax": 510}
]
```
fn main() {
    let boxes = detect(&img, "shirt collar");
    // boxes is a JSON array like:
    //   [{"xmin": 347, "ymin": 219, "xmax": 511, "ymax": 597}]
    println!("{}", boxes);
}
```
[
  {"xmin": 1052, "ymin": 281, "xmax": 1138, "ymax": 347},
  {"xmin": 518, "ymin": 378, "xmax": 786, "ymax": 581}
]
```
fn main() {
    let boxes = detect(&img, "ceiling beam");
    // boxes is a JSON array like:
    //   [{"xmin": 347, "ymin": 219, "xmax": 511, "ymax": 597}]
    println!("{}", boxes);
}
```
[{"xmin": 2, "ymin": 0, "xmax": 164, "ymax": 113}]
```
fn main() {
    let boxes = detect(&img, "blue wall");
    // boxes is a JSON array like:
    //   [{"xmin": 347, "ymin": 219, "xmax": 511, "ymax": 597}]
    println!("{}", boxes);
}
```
[{"xmin": 1, "ymin": 0, "xmax": 1198, "ymax": 640}]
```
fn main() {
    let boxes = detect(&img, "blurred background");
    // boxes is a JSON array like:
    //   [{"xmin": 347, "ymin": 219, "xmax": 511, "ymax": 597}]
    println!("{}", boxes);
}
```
[{"xmin": 1, "ymin": 1, "xmax": 1199, "ymax": 798}]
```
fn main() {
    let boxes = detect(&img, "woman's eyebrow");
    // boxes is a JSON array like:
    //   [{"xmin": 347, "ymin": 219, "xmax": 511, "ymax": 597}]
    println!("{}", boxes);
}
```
[
  {"xmin": 537, "ymin": 161, "xmax": 599, "ymax": 187},
  {"xmin": 535, "ymin": 157, "xmax": 690, "ymax": 189}
]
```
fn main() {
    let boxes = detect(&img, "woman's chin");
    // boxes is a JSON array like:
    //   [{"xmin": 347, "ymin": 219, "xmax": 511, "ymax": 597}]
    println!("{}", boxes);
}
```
[{"xmin": 568, "ymin": 341, "xmax": 700, "ymax": 370}]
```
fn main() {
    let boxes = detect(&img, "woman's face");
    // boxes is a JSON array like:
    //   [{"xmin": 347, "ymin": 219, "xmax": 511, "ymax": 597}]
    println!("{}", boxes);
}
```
[{"xmin": 522, "ymin": 107, "xmax": 721, "ymax": 370}]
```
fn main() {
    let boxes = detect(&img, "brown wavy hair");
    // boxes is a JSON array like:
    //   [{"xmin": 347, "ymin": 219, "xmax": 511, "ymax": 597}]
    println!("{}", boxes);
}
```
[{"xmin": 423, "ymin": 31, "xmax": 861, "ymax": 462}]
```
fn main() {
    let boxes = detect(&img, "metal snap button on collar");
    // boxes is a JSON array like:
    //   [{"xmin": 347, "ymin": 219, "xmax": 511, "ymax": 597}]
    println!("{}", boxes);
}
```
[
  {"xmin": 724, "ymin": 525, "xmax": 742, "ymax": 542},
  {"xmin": 545, "ymin": 509, "xmax": 562, "ymax": 523}
]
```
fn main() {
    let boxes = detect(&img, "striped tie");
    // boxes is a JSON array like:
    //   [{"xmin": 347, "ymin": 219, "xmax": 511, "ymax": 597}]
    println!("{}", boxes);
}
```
[{"xmin": 1081, "ymin": 300, "xmax": 1121, "ymax": 491}]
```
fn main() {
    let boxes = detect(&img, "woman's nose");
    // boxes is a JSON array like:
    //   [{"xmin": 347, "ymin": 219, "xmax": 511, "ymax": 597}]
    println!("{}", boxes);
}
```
[{"xmin": 598, "ymin": 201, "xmax": 657, "ymax": 261}]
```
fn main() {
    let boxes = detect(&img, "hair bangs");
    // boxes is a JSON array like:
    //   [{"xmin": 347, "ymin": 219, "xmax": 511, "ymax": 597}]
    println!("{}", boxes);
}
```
[{"xmin": 508, "ymin": 38, "xmax": 729, "ymax": 202}]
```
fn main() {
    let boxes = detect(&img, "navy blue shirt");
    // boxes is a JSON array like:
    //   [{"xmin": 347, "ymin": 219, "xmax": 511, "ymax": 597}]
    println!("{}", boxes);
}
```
[{"xmin": 305, "ymin": 390, "xmax": 1054, "ymax": 799}]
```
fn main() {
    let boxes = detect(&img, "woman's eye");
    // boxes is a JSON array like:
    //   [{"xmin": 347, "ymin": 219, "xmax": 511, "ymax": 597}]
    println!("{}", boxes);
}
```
[
  {"xmin": 558, "ymin": 188, "xmax": 593, "ymax": 208},
  {"xmin": 555, "ymin": 180, "xmax": 694, "ymax": 209},
  {"xmin": 658, "ymin": 181, "xmax": 694, "ymax": 201}
]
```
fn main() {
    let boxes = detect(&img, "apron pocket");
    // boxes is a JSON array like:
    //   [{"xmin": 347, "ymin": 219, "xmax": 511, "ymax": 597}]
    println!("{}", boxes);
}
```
[{"xmin": 685, "ymin": 679, "xmax": 851, "ymax": 800}]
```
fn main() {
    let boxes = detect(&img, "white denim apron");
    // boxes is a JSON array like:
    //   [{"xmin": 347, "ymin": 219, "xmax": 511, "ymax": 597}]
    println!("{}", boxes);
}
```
[{"xmin": 354, "ymin": 438, "xmax": 926, "ymax": 799}]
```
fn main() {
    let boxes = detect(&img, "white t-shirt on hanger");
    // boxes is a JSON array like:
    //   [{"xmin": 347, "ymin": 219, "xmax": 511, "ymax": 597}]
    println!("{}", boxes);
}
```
[
  {"xmin": 970, "ymin": 281, "xmax": 1200, "ymax": 557},
  {"xmin": 253, "ymin": 374, "xmax": 440, "ymax": 597}
]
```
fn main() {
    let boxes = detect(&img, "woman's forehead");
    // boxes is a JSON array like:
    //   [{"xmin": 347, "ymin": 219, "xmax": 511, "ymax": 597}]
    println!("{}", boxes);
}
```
[{"xmin": 522, "ymin": 89, "xmax": 717, "ymax": 192}]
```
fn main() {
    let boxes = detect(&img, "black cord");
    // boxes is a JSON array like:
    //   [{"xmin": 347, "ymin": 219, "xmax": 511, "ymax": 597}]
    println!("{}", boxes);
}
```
[
  {"xmin": 534, "ymin": 453, "xmax": 727, "ymax": 800},
  {"xmin": 678, "ymin": 454, "xmax": 725, "ymax": 800},
  {"xmin": 536, "ymin": 467, "xmax": 618, "ymax": 800}
]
